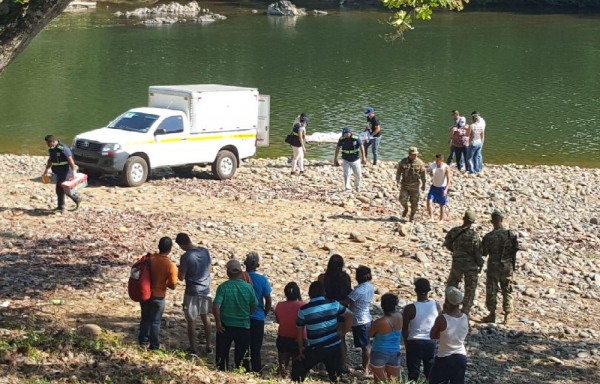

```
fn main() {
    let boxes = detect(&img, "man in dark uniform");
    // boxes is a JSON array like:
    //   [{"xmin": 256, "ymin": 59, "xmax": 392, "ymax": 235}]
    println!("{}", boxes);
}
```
[
  {"xmin": 334, "ymin": 127, "xmax": 366, "ymax": 193},
  {"xmin": 42, "ymin": 135, "xmax": 81, "ymax": 212},
  {"xmin": 363, "ymin": 107, "xmax": 382, "ymax": 166}
]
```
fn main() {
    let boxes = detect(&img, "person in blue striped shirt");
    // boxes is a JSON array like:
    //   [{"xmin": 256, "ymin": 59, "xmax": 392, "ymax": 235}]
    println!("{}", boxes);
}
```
[{"xmin": 291, "ymin": 281, "xmax": 353, "ymax": 382}]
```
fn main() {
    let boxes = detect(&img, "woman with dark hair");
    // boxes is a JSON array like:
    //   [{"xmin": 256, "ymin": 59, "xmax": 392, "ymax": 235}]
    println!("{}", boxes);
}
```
[
  {"xmin": 273, "ymin": 282, "xmax": 305, "ymax": 375},
  {"xmin": 368, "ymin": 293, "xmax": 403, "ymax": 382},
  {"xmin": 318, "ymin": 254, "xmax": 352, "ymax": 372}
]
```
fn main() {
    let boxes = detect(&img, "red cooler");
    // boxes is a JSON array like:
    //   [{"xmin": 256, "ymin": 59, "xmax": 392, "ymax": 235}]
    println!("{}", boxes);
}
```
[{"xmin": 61, "ymin": 172, "xmax": 88, "ymax": 197}]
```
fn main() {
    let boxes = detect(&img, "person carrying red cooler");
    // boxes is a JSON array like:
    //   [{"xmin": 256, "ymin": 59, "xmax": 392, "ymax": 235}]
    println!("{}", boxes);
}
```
[{"xmin": 42, "ymin": 135, "xmax": 82, "ymax": 213}]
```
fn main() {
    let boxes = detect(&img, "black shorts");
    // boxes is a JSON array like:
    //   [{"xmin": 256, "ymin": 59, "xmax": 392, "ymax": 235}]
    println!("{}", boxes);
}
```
[
  {"xmin": 352, "ymin": 324, "xmax": 371, "ymax": 348},
  {"xmin": 276, "ymin": 336, "xmax": 299, "ymax": 355}
]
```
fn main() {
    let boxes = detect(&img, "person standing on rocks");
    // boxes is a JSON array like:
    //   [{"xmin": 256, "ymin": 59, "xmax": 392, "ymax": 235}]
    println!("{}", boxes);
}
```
[
  {"xmin": 396, "ymin": 147, "xmax": 427, "ymax": 222},
  {"xmin": 138, "ymin": 237, "xmax": 178, "ymax": 350},
  {"xmin": 363, "ymin": 107, "xmax": 382, "ymax": 166},
  {"xmin": 42, "ymin": 135, "xmax": 82, "ymax": 213},
  {"xmin": 244, "ymin": 252, "xmax": 273, "ymax": 373},
  {"xmin": 466, "ymin": 111, "xmax": 486, "ymax": 174},
  {"xmin": 368, "ymin": 293, "xmax": 403, "ymax": 383},
  {"xmin": 402, "ymin": 278, "xmax": 441, "ymax": 382},
  {"xmin": 443, "ymin": 210, "xmax": 484, "ymax": 315},
  {"xmin": 213, "ymin": 259, "xmax": 258, "ymax": 372},
  {"xmin": 482, "ymin": 210, "xmax": 518, "ymax": 324},
  {"xmin": 334, "ymin": 127, "xmax": 367, "ymax": 193},
  {"xmin": 273, "ymin": 282, "xmax": 306, "ymax": 376},
  {"xmin": 427, "ymin": 154, "xmax": 452, "ymax": 222},
  {"xmin": 292, "ymin": 281, "xmax": 353, "ymax": 382},
  {"xmin": 346, "ymin": 266, "xmax": 375, "ymax": 374},
  {"xmin": 428, "ymin": 286, "xmax": 469, "ymax": 384},
  {"xmin": 446, "ymin": 110, "xmax": 468, "ymax": 170},
  {"xmin": 290, "ymin": 115, "xmax": 308, "ymax": 176},
  {"xmin": 176, "ymin": 233, "xmax": 212, "ymax": 355}
]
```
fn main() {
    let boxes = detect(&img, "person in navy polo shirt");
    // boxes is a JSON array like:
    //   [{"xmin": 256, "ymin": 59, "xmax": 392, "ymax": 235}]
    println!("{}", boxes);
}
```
[
  {"xmin": 292, "ymin": 281, "xmax": 353, "ymax": 382},
  {"xmin": 42, "ymin": 135, "xmax": 81, "ymax": 212}
]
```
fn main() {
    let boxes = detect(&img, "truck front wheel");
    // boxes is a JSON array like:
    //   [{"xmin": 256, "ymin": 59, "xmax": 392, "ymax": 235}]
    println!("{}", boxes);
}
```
[
  {"xmin": 121, "ymin": 156, "xmax": 148, "ymax": 187},
  {"xmin": 212, "ymin": 150, "xmax": 237, "ymax": 180}
]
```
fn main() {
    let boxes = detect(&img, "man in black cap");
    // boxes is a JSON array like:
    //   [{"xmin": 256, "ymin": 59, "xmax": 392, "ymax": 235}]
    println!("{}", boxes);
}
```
[
  {"xmin": 482, "ymin": 210, "xmax": 518, "ymax": 324},
  {"xmin": 42, "ymin": 135, "xmax": 81, "ymax": 212},
  {"xmin": 334, "ymin": 127, "xmax": 367, "ymax": 192},
  {"xmin": 402, "ymin": 278, "xmax": 442, "ymax": 382}
]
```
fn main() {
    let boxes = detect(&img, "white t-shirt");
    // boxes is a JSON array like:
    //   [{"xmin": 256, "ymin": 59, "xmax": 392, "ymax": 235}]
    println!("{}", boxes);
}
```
[
  {"xmin": 470, "ymin": 117, "xmax": 486, "ymax": 145},
  {"xmin": 348, "ymin": 282, "xmax": 374, "ymax": 326},
  {"xmin": 429, "ymin": 162, "xmax": 449, "ymax": 188}
]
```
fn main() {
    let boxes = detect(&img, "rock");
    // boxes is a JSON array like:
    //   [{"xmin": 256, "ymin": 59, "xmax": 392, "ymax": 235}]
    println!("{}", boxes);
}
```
[
  {"xmin": 414, "ymin": 252, "xmax": 429, "ymax": 264},
  {"xmin": 267, "ymin": 1, "xmax": 307, "ymax": 16},
  {"xmin": 357, "ymin": 196, "xmax": 370, "ymax": 204},
  {"xmin": 547, "ymin": 356, "xmax": 564, "ymax": 365},
  {"xmin": 398, "ymin": 224, "xmax": 411, "ymax": 237},
  {"xmin": 591, "ymin": 217, "xmax": 598, "ymax": 225},
  {"xmin": 577, "ymin": 351, "xmax": 591, "ymax": 359},
  {"xmin": 350, "ymin": 232, "xmax": 367, "ymax": 243},
  {"xmin": 78, "ymin": 324, "xmax": 102, "ymax": 340}
]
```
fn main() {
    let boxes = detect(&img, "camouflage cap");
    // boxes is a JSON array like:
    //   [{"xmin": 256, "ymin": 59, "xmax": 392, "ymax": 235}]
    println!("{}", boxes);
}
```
[
  {"xmin": 408, "ymin": 147, "xmax": 419, "ymax": 155},
  {"xmin": 491, "ymin": 210, "xmax": 504, "ymax": 220},
  {"xmin": 463, "ymin": 209, "xmax": 476, "ymax": 223}
]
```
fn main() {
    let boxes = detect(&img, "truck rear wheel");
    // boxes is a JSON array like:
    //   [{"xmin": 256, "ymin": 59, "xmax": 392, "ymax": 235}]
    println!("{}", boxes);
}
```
[
  {"xmin": 212, "ymin": 150, "xmax": 237, "ymax": 180},
  {"xmin": 121, "ymin": 156, "xmax": 148, "ymax": 187}
]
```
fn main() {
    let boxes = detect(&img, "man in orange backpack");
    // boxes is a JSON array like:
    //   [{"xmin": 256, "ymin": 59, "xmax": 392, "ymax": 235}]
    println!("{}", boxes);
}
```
[{"xmin": 139, "ymin": 237, "xmax": 178, "ymax": 350}]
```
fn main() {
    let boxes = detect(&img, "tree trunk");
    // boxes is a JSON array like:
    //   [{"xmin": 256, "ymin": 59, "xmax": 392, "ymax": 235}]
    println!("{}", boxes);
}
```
[{"xmin": 0, "ymin": 0, "xmax": 71, "ymax": 75}]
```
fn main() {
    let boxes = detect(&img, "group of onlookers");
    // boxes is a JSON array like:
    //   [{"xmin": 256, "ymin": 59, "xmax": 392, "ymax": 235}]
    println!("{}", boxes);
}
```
[
  {"xmin": 137, "ymin": 237, "xmax": 472, "ymax": 384},
  {"xmin": 447, "ymin": 110, "xmax": 487, "ymax": 175}
]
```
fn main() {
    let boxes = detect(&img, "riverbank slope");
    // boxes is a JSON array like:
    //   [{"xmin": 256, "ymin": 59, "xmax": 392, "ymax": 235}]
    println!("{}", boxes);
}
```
[{"xmin": 0, "ymin": 155, "xmax": 599, "ymax": 383}]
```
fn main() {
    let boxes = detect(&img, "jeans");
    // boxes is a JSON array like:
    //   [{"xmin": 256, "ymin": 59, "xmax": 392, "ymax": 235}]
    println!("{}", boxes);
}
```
[
  {"xmin": 215, "ymin": 325, "xmax": 250, "ymax": 372},
  {"xmin": 291, "ymin": 344, "xmax": 343, "ymax": 382},
  {"xmin": 53, "ymin": 166, "xmax": 79, "ymax": 209},
  {"xmin": 428, "ymin": 354, "xmax": 467, "ymax": 384},
  {"xmin": 342, "ymin": 159, "xmax": 362, "ymax": 191},
  {"xmin": 405, "ymin": 339, "xmax": 436, "ymax": 381},
  {"xmin": 364, "ymin": 136, "xmax": 382, "ymax": 165},
  {"xmin": 467, "ymin": 142, "xmax": 483, "ymax": 174},
  {"xmin": 249, "ymin": 319, "xmax": 265, "ymax": 372},
  {"xmin": 139, "ymin": 297, "xmax": 165, "ymax": 349},
  {"xmin": 447, "ymin": 146, "xmax": 467, "ymax": 171}
]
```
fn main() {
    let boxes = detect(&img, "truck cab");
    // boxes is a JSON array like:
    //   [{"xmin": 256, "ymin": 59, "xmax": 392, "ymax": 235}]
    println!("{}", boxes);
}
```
[{"xmin": 72, "ymin": 85, "xmax": 270, "ymax": 186}]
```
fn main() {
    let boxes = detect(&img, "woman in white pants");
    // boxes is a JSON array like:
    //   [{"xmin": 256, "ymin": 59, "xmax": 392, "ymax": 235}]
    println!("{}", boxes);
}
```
[{"xmin": 290, "ymin": 116, "xmax": 307, "ymax": 175}]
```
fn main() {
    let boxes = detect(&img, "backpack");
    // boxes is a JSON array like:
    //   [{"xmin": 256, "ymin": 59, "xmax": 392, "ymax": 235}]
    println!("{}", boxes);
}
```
[{"xmin": 128, "ymin": 253, "xmax": 152, "ymax": 302}]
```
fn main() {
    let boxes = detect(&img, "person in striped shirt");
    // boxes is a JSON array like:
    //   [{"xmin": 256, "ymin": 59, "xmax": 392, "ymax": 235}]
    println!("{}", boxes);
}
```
[{"xmin": 291, "ymin": 281, "xmax": 353, "ymax": 382}]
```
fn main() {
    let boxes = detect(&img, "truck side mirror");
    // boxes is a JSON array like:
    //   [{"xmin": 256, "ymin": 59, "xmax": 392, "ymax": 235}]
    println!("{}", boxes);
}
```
[{"xmin": 154, "ymin": 128, "xmax": 167, "ymax": 135}]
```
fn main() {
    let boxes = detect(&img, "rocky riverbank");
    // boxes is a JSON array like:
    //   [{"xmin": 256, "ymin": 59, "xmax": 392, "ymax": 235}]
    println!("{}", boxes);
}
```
[{"xmin": 0, "ymin": 154, "xmax": 599, "ymax": 383}]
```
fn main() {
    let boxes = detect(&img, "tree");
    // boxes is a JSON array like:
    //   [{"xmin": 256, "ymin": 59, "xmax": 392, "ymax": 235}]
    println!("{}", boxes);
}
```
[
  {"xmin": 0, "ymin": 0, "xmax": 71, "ymax": 74},
  {"xmin": 384, "ymin": 0, "xmax": 469, "ymax": 39}
]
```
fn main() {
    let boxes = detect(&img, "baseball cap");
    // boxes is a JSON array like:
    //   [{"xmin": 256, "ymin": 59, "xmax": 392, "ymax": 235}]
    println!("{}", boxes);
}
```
[
  {"xmin": 414, "ymin": 278, "xmax": 431, "ymax": 294},
  {"xmin": 408, "ymin": 147, "xmax": 419, "ymax": 155},
  {"xmin": 446, "ymin": 286, "xmax": 464, "ymax": 306},
  {"xmin": 364, "ymin": 107, "xmax": 375, "ymax": 115},
  {"xmin": 226, "ymin": 259, "xmax": 242, "ymax": 274},
  {"xmin": 342, "ymin": 127, "xmax": 352, "ymax": 135},
  {"xmin": 244, "ymin": 251, "xmax": 260, "ymax": 268},
  {"xmin": 491, "ymin": 210, "xmax": 504, "ymax": 220},
  {"xmin": 464, "ymin": 209, "xmax": 476, "ymax": 223},
  {"xmin": 471, "ymin": 111, "xmax": 480, "ymax": 117}
]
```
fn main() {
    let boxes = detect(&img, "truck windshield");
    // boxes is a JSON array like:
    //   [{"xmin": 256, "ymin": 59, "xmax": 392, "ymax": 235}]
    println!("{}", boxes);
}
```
[{"xmin": 108, "ymin": 112, "xmax": 159, "ymax": 132}]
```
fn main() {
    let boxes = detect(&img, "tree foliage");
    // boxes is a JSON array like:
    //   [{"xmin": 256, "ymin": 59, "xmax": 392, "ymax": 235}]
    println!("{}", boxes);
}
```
[{"xmin": 383, "ymin": 0, "xmax": 469, "ymax": 39}]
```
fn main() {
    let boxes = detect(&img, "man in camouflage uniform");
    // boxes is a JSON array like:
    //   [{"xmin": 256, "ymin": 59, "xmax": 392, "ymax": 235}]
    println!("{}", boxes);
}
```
[
  {"xmin": 396, "ymin": 147, "xmax": 427, "ymax": 222},
  {"xmin": 482, "ymin": 210, "xmax": 518, "ymax": 324},
  {"xmin": 443, "ymin": 209, "xmax": 484, "ymax": 315}
]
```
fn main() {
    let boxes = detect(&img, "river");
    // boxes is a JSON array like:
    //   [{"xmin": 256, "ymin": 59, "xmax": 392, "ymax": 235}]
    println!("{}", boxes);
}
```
[{"xmin": 1, "ymin": 3, "xmax": 599, "ymax": 167}]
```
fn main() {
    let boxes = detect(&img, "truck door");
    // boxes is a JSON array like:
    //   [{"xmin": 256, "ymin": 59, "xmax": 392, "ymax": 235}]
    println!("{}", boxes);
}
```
[
  {"xmin": 152, "ymin": 115, "xmax": 189, "ymax": 167},
  {"xmin": 257, "ymin": 95, "xmax": 270, "ymax": 147}
]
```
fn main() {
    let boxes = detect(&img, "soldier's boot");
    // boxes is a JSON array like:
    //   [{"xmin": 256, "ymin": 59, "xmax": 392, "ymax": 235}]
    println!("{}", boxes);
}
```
[
  {"xmin": 402, "ymin": 207, "xmax": 408, "ymax": 218},
  {"xmin": 409, "ymin": 207, "xmax": 417, "ymax": 222},
  {"xmin": 481, "ymin": 311, "xmax": 496, "ymax": 323},
  {"xmin": 502, "ymin": 312, "xmax": 511, "ymax": 324}
]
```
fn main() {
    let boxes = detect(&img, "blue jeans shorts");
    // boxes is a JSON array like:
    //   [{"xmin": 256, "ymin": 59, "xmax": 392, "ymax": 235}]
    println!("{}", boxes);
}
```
[{"xmin": 370, "ymin": 350, "xmax": 401, "ymax": 367}]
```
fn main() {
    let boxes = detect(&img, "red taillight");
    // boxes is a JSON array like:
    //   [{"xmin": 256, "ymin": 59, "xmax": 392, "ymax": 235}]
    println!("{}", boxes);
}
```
[{"xmin": 108, "ymin": 151, "xmax": 115, "ymax": 157}]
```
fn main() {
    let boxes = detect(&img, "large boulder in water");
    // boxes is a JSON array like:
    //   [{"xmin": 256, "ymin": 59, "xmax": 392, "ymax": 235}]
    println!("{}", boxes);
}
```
[{"xmin": 267, "ymin": 1, "xmax": 307, "ymax": 16}]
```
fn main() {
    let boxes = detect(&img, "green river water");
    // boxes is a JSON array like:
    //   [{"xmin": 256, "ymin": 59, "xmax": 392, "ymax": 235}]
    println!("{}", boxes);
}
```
[{"xmin": 1, "ymin": 4, "xmax": 599, "ymax": 167}]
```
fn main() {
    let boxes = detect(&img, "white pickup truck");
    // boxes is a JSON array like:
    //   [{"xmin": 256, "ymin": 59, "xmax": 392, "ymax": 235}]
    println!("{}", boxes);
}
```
[{"xmin": 72, "ymin": 84, "xmax": 270, "ymax": 186}]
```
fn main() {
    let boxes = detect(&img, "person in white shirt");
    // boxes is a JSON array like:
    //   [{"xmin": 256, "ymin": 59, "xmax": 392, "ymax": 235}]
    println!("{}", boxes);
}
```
[
  {"xmin": 428, "ymin": 286, "xmax": 469, "ymax": 384},
  {"xmin": 466, "ymin": 111, "xmax": 486, "ymax": 175},
  {"xmin": 402, "ymin": 278, "xmax": 441, "ymax": 382},
  {"xmin": 345, "ymin": 266, "xmax": 375, "ymax": 374},
  {"xmin": 427, "ymin": 154, "xmax": 452, "ymax": 222}
]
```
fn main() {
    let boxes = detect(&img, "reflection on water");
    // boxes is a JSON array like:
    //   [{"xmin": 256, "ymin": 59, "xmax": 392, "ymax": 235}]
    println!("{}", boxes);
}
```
[{"xmin": 0, "ymin": 7, "xmax": 599, "ymax": 167}]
